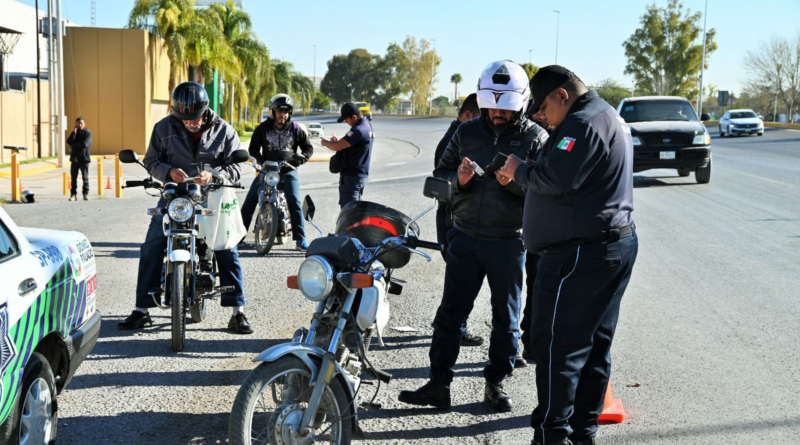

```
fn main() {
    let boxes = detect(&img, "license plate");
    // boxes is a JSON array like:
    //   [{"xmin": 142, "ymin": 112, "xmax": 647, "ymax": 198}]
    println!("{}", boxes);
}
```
[{"xmin": 660, "ymin": 151, "xmax": 675, "ymax": 160}]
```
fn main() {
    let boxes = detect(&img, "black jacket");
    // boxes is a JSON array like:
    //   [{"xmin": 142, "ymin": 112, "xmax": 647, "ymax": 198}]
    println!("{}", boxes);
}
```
[
  {"xmin": 67, "ymin": 129, "xmax": 92, "ymax": 164},
  {"xmin": 248, "ymin": 118, "xmax": 313, "ymax": 174},
  {"xmin": 434, "ymin": 117, "xmax": 548, "ymax": 240},
  {"xmin": 434, "ymin": 119, "xmax": 460, "ymax": 169},
  {"xmin": 514, "ymin": 90, "xmax": 634, "ymax": 253}
]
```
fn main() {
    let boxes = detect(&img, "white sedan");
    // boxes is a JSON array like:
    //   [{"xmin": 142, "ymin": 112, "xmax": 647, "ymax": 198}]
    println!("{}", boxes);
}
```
[
  {"xmin": 719, "ymin": 109, "xmax": 764, "ymax": 137},
  {"xmin": 307, "ymin": 122, "xmax": 325, "ymax": 138}
]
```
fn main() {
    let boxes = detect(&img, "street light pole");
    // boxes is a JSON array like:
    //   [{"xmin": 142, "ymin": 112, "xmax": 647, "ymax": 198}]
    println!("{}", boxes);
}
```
[
  {"xmin": 553, "ymin": 10, "xmax": 560, "ymax": 65},
  {"xmin": 697, "ymin": 0, "xmax": 708, "ymax": 116},
  {"xmin": 774, "ymin": 64, "xmax": 782, "ymax": 122},
  {"xmin": 312, "ymin": 44, "xmax": 316, "ymax": 111},
  {"xmin": 428, "ymin": 39, "xmax": 436, "ymax": 115}
]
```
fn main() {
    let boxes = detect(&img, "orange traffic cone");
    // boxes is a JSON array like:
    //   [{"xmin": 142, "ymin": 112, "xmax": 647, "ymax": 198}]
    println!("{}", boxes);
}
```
[
  {"xmin": 106, "ymin": 175, "xmax": 112, "ymax": 189},
  {"xmin": 598, "ymin": 380, "xmax": 625, "ymax": 424}
]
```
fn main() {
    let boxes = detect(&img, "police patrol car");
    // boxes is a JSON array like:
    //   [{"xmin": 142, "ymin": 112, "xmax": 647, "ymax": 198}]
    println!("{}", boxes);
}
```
[{"xmin": 0, "ymin": 206, "xmax": 100, "ymax": 444}]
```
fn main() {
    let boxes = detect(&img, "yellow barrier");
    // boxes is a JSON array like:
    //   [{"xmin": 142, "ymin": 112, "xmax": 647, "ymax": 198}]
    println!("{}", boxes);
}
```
[
  {"xmin": 63, "ymin": 172, "xmax": 69, "ymax": 195},
  {"xmin": 10, "ymin": 151, "xmax": 20, "ymax": 202},
  {"xmin": 115, "ymin": 156, "xmax": 123, "ymax": 198},
  {"xmin": 97, "ymin": 161, "xmax": 104, "ymax": 196}
]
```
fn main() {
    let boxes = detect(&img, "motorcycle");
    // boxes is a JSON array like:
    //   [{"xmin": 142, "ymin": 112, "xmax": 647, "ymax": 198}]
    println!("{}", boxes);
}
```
[
  {"xmin": 119, "ymin": 148, "xmax": 250, "ymax": 351},
  {"xmin": 246, "ymin": 151, "xmax": 305, "ymax": 255},
  {"xmin": 228, "ymin": 177, "xmax": 451, "ymax": 445}
]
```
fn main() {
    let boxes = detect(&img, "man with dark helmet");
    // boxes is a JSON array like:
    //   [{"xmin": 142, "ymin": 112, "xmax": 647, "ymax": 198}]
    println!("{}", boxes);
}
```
[
  {"xmin": 240, "ymin": 93, "xmax": 313, "ymax": 250},
  {"xmin": 117, "ymin": 81, "xmax": 254, "ymax": 334}
]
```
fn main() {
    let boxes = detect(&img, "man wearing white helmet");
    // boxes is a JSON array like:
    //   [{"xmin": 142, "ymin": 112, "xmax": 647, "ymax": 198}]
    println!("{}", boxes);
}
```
[{"xmin": 399, "ymin": 61, "xmax": 548, "ymax": 413}]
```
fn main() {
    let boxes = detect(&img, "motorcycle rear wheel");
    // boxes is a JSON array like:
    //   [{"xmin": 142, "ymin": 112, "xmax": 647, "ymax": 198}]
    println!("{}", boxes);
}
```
[
  {"xmin": 171, "ymin": 263, "xmax": 187, "ymax": 352},
  {"xmin": 255, "ymin": 203, "xmax": 278, "ymax": 256},
  {"xmin": 228, "ymin": 356, "xmax": 352, "ymax": 445}
]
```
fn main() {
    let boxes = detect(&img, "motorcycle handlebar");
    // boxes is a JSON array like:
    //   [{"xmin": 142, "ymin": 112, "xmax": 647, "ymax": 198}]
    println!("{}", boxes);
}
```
[
  {"xmin": 124, "ymin": 180, "xmax": 146, "ymax": 188},
  {"xmin": 404, "ymin": 237, "xmax": 443, "ymax": 252}
]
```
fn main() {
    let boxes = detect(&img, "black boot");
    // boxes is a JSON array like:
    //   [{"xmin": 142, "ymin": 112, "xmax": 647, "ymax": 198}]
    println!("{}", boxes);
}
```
[
  {"xmin": 484, "ymin": 380, "xmax": 513, "ymax": 412},
  {"xmin": 531, "ymin": 440, "xmax": 572, "ymax": 445},
  {"xmin": 514, "ymin": 352, "xmax": 528, "ymax": 368},
  {"xmin": 228, "ymin": 312, "xmax": 254, "ymax": 334},
  {"xmin": 398, "ymin": 380, "xmax": 451, "ymax": 409},
  {"xmin": 117, "ymin": 310, "xmax": 153, "ymax": 330},
  {"xmin": 569, "ymin": 438, "xmax": 596, "ymax": 445},
  {"xmin": 461, "ymin": 333, "xmax": 484, "ymax": 347},
  {"xmin": 522, "ymin": 347, "xmax": 535, "ymax": 364}
]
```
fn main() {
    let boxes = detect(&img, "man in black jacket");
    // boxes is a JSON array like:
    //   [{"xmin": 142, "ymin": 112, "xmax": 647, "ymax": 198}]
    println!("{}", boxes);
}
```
[
  {"xmin": 241, "ymin": 94, "xmax": 313, "ymax": 251},
  {"xmin": 399, "ymin": 61, "xmax": 548, "ymax": 413},
  {"xmin": 499, "ymin": 66, "xmax": 638, "ymax": 445},
  {"xmin": 67, "ymin": 117, "xmax": 92, "ymax": 201}
]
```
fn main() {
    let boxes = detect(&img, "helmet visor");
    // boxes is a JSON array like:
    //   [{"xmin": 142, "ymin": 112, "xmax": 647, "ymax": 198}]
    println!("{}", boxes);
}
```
[{"xmin": 477, "ymin": 88, "xmax": 530, "ymax": 112}]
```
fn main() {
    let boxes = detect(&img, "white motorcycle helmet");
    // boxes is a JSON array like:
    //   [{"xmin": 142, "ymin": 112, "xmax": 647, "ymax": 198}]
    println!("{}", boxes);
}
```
[{"xmin": 476, "ymin": 60, "xmax": 531, "ymax": 122}]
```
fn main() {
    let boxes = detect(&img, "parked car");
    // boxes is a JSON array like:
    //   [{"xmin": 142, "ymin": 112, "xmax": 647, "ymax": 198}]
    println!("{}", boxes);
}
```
[
  {"xmin": 307, "ymin": 122, "xmax": 325, "ymax": 138},
  {"xmin": 719, "ymin": 109, "xmax": 764, "ymax": 137},
  {"xmin": 617, "ymin": 96, "xmax": 712, "ymax": 184},
  {"xmin": 0, "ymin": 206, "xmax": 101, "ymax": 444}
]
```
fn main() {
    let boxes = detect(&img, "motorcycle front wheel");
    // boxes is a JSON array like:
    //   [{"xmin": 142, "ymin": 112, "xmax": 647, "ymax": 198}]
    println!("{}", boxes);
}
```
[
  {"xmin": 255, "ymin": 203, "xmax": 278, "ymax": 255},
  {"xmin": 228, "ymin": 356, "xmax": 353, "ymax": 445},
  {"xmin": 170, "ymin": 263, "xmax": 187, "ymax": 352}
]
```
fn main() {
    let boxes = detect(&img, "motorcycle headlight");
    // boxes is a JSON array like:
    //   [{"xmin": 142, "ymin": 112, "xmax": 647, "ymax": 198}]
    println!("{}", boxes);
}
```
[
  {"xmin": 297, "ymin": 255, "xmax": 334, "ymax": 301},
  {"xmin": 167, "ymin": 197, "xmax": 195, "ymax": 223},
  {"xmin": 265, "ymin": 172, "xmax": 280, "ymax": 187},
  {"xmin": 693, "ymin": 133, "xmax": 711, "ymax": 145}
]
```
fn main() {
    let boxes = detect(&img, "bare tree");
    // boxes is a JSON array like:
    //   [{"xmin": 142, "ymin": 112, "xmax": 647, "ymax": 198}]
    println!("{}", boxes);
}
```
[{"xmin": 744, "ymin": 33, "xmax": 800, "ymax": 121}]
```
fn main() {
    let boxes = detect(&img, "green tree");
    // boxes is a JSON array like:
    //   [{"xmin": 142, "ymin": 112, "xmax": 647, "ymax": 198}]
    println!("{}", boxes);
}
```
[
  {"xmin": 450, "ymin": 73, "xmax": 463, "ymax": 103},
  {"xmin": 592, "ymin": 78, "xmax": 630, "ymax": 108},
  {"xmin": 314, "ymin": 91, "xmax": 331, "ymax": 111},
  {"xmin": 519, "ymin": 62, "xmax": 539, "ymax": 80},
  {"xmin": 622, "ymin": 0, "xmax": 717, "ymax": 98},
  {"xmin": 320, "ymin": 49, "xmax": 383, "ymax": 104},
  {"xmin": 128, "ymin": 0, "xmax": 196, "ymax": 97},
  {"xmin": 397, "ymin": 37, "xmax": 440, "ymax": 114},
  {"xmin": 744, "ymin": 33, "xmax": 800, "ymax": 121}
]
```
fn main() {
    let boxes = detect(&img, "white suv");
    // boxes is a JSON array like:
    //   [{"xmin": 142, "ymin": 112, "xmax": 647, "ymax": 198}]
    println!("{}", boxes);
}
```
[
  {"xmin": 719, "ymin": 109, "xmax": 764, "ymax": 137},
  {"xmin": 307, "ymin": 123, "xmax": 324, "ymax": 138}
]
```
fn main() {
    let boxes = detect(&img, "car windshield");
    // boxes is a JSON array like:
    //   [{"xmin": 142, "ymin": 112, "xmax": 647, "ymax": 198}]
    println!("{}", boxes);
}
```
[
  {"xmin": 619, "ymin": 101, "xmax": 699, "ymax": 123},
  {"xmin": 730, "ymin": 111, "xmax": 757, "ymax": 119},
  {"xmin": 309, "ymin": 124, "xmax": 321, "ymax": 128}
]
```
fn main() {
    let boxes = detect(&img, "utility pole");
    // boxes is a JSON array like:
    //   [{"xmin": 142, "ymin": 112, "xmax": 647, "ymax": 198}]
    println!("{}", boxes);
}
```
[
  {"xmin": 35, "ymin": 0, "xmax": 42, "ymax": 158},
  {"xmin": 47, "ymin": 0, "xmax": 54, "ymax": 158},
  {"xmin": 553, "ymin": 10, "xmax": 561, "ymax": 64},
  {"xmin": 428, "ymin": 39, "xmax": 436, "ymax": 115},
  {"xmin": 697, "ymin": 0, "xmax": 708, "ymax": 116},
  {"xmin": 56, "ymin": 0, "xmax": 65, "ymax": 168},
  {"xmin": 312, "ymin": 44, "xmax": 316, "ymax": 111}
]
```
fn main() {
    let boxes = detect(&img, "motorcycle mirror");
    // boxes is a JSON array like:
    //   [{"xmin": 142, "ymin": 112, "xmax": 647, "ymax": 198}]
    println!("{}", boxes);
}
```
[
  {"xmin": 423, "ymin": 177, "xmax": 451, "ymax": 202},
  {"xmin": 227, "ymin": 149, "xmax": 250, "ymax": 165},
  {"xmin": 303, "ymin": 195, "xmax": 316, "ymax": 222},
  {"xmin": 118, "ymin": 150, "xmax": 139, "ymax": 164}
]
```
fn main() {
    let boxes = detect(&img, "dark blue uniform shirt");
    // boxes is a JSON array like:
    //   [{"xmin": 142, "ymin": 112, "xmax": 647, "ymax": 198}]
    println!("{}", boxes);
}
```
[
  {"xmin": 514, "ymin": 90, "xmax": 634, "ymax": 253},
  {"xmin": 341, "ymin": 118, "xmax": 374, "ymax": 177}
]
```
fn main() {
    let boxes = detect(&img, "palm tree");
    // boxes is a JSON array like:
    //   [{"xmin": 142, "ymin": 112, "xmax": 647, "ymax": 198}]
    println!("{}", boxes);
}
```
[
  {"xmin": 451, "ymin": 73, "xmax": 463, "ymax": 105},
  {"xmin": 128, "ymin": 0, "xmax": 195, "ymax": 98}
]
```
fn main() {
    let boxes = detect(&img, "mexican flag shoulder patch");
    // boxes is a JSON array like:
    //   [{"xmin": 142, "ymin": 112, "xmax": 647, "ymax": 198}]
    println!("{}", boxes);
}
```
[{"xmin": 556, "ymin": 137, "xmax": 576, "ymax": 152}]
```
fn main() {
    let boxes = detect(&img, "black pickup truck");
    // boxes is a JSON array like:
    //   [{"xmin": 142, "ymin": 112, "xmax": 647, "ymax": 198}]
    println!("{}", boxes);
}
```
[{"xmin": 616, "ymin": 96, "xmax": 712, "ymax": 184}]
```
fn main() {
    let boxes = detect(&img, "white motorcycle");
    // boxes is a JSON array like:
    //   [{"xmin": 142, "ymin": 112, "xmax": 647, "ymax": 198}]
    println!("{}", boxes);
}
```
[{"xmin": 228, "ymin": 177, "xmax": 451, "ymax": 444}]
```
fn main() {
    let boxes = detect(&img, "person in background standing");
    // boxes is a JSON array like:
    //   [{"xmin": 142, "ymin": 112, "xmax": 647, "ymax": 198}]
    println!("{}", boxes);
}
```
[{"xmin": 67, "ymin": 117, "xmax": 92, "ymax": 201}]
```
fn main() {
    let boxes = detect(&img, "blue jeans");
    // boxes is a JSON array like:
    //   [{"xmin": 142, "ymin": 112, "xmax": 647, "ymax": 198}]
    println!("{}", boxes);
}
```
[
  {"xmin": 338, "ymin": 174, "xmax": 367, "ymax": 208},
  {"xmin": 429, "ymin": 228, "xmax": 525, "ymax": 384},
  {"xmin": 530, "ymin": 230, "xmax": 638, "ymax": 444},
  {"xmin": 135, "ymin": 200, "xmax": 246, "ymax": 308},
  {"xmin": 242, "ymin": 170, "xmax": 305, "ymax": 241}
]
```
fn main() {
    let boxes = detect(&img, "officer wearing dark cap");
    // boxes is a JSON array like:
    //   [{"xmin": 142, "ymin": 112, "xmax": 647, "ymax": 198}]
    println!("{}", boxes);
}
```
[
  {"xmin": 498, "ymin": 65, "xmax": 638, "ymax": 445},
  {"xmin": 321, "ymin": 103, "xmax": 374, "ymax": 207}
]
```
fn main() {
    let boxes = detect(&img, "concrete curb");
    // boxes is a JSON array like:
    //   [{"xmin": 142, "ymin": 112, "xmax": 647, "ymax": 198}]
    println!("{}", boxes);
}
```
[{"xmin": 0, "ymin": 164, "xmax": 58, "ymax": 178}]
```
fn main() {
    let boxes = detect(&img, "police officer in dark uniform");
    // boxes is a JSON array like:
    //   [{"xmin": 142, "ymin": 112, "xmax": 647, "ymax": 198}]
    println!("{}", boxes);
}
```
[
  {"xmin": 321, "ymin": 103, "xmax": 374, "ymax": 208},
  {"xmin": 498, "ymin": 65, "xmax": 638, "ymax": 445}
]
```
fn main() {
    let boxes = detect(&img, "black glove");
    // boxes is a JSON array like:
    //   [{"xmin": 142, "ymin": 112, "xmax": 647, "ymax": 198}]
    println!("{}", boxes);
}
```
[{"xmin": 292, "ymin": 153, "xmax": 308, "ymax": 166}]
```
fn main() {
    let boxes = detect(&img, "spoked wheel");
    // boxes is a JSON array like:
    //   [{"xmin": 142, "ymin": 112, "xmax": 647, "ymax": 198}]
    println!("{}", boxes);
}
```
[
  {"xmin": 170, "ymin": 263, "xmax": 187, "ymax": 351},
  {"xmin": 228, "ymin": 356, "xmax": 352, "ymax": 445},
  {"xmin": 255, "ymin": 204, "xmax": 278, "ymax": 256}
]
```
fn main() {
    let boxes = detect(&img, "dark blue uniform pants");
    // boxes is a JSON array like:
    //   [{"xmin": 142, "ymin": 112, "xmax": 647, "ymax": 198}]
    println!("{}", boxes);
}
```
[
  {"xmin": 530, "ymin": 231, "xmax": 638, "ymax": 444},
  {"xmin": 241, "ymin": 170, "xmax": 305, "ymax": 241},
  {"xmin": 338, "ymin": 174, "xmax": 367, "ymax": 208},
  {"xmin": 521, "ymin": 251, "xmax": 540, "ymax": 353},
  {"xmin": 135, "ymin": 201, "xmax": 246, "ymax": 309},
  {"xmin": 430, "ymin": 229, "xmax": 525, "ymax": 384},
  {"xmin": 435, "ymin": 207, "xmax": 470, "ymax": 338}
]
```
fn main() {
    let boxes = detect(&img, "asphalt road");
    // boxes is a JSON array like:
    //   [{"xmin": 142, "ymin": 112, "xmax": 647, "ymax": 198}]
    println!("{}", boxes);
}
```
[{"xmin": 3, "ymin": 116, "xmax": 800, "ymax": 444}]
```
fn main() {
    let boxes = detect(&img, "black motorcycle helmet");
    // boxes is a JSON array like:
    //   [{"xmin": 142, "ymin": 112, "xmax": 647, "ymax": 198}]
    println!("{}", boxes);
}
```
[
  {"xmin": 269, "ymin": 94, "xmax": 294, "ymax": 121},
  {"xmin": 171, "ymin": 81, "xmax": 210, "ymax": 120}
]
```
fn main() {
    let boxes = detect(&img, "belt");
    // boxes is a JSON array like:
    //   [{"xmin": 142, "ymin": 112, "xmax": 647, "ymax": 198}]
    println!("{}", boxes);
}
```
[{"xmin": 537, "ymin": 223, "xmax": 635, "ymax": 255}]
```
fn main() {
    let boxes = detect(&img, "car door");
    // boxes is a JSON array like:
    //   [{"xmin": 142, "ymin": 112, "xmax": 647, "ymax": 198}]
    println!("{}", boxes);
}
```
[{"xmin": 0, "ymin": 217, "xmax": 34, "ymax": 381}]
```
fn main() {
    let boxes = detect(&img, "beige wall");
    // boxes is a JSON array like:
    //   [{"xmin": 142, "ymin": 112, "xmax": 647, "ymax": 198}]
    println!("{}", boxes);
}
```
[
  {"xmin": 64, "ymin": 27, "xmax": 184, "ymax": 156},
  {"xmin": 0, "ymin": 79, "xmax": 51, "ymax": 164}
]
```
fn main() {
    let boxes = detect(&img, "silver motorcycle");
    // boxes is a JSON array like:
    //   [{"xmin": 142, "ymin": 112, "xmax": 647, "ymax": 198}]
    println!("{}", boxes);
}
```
[{"xmin": 228, "ymin": 177, "xmax": 451, "ymax": 445}]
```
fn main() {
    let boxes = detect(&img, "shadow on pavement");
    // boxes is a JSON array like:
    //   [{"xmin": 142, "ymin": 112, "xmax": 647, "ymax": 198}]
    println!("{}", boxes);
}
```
[
  {"xmin": 633, "ymin": 176, "xmax": 697, "ymax": 188},
  {"xmin": 58, "ymin": 412, "xmax": 230, "ymax": 445},
  {"xmin": 360, "ymin": 414, "xmax": 530, "ymax": 441},
  {"xmin": 383, "ymin": 362, "xmax": 486, "ymax": 380}
]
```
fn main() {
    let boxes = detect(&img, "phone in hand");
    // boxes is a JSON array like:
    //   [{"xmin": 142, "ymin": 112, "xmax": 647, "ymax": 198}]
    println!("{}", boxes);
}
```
[{"xmin": 485, "ymin": 153, "xmax": 508, "ymax": 176}]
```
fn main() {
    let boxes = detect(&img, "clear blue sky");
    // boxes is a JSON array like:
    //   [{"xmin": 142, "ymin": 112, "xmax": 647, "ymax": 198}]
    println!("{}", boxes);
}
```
[{"xmin": 18, "ymin": 0, "xmax": 800, "ymax": 100}]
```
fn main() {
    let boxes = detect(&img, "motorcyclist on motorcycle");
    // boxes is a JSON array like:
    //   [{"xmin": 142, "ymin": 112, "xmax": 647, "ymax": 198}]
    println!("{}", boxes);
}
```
[
  {"xmin": 241, "ymin": 93, "xmax": 314, "ymax": 251},
  {"xmin": 117, "ymin": 81, "xmax": 254, "ymax": 334}
]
